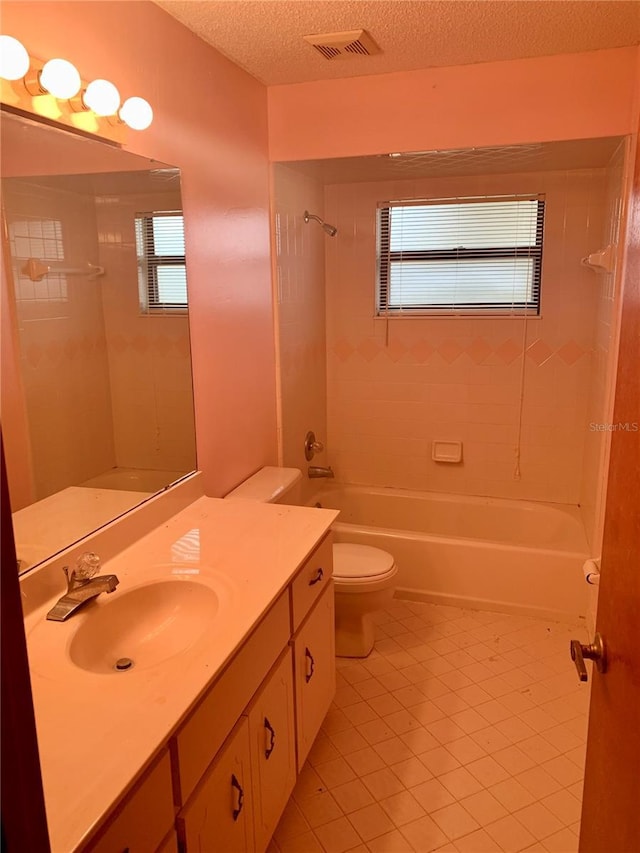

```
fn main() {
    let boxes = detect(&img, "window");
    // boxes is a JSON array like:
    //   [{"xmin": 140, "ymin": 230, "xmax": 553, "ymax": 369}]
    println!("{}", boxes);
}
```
[
  {"xmin": 377, "ymin": 195, "xmax": 545, "ymax": 315},
  {"xmin": 135, "ymin": 211, "xmax": 187, "ymax": 311}
]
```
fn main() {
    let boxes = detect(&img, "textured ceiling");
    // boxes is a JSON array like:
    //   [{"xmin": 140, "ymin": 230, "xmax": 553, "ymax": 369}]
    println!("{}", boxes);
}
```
[
  {"xmin": 281, "ymin": 138, "xmax": 624, "ymax": 183},
  {"xmin": 156, "ymin": 0, "xmax": 640, "ymax": 85}
]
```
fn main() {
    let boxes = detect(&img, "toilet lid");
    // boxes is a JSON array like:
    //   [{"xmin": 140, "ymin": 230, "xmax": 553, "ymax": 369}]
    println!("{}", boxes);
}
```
[{"xmin": 333, "ymin": 543, "xmax": 395, "ymax": 580}]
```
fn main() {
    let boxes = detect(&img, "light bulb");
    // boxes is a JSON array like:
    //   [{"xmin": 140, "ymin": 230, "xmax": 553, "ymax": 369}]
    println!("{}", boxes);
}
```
[
  {"xmin": 83, "ymin": 79, "xmax": 120, "ymax": 115},
  {"xmin": 0, "ymin": 35, "xmax": 30, "ymax": 80},
  {"xmin": 119, "ymin": 96, "xmax": 153, "ymax": 130},
  {"xmin": 39, "ymin": 58, "xmax": 81, "ymax": 99}
]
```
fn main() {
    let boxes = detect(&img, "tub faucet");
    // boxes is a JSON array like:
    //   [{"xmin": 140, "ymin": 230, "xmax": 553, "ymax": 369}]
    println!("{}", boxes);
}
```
[
  {"xmin": 46, "ymin": 552, "xmax": 119, "ymax": 622},
  {"xmin": 308, "ymin": 465, "xmax": 335, "ymax": 479}
]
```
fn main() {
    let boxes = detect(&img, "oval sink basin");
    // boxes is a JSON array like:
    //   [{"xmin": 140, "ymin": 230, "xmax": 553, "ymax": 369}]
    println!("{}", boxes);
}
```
[{"xmin": 68, "ymin": 580, "xmax": 220, "ymax": 674}]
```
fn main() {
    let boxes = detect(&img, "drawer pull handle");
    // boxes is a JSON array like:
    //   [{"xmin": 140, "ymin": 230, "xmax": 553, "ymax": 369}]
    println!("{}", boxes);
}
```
[
  {"xmin": 264, "ymin": 716, "xmax": 276, "ymax": 759},
  {"xmin": 231, "ymin": 774, "xmax": 244, "ymax": 821},
  {"xmin": 309, "ymin": 567, "xmax": 324, "ymax": 586},
  {"xmin": 305, "ymin": 647, "xmax": 315, "ymax": 683}
]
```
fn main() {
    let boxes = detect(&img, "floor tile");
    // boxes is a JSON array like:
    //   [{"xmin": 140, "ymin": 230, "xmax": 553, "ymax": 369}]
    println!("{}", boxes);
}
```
[
  {"xmin": 540, "ymin": 789, "xmax": 582, "ymax": 825},
  {"xmin": 430, "ymin": 801, "xmax": 480, "ymax": 840},
  {"xmin": 438, "ymin": 766, "xmax": 484, "ymax": 799},
  {"xmin": 513, "ymin": 802, "xmax": 564, "ymax": 841},
  {"xmin": 297, "ymin": 790, "xmax": 344, "ymax": 829},
  {"xmin": 367, "ymin": 829, "xmax": 416, "ymax": 852},
  {"xmin": 460, "ymin": 789, "xmax": 509, "ymax": 825},
  {"xmin": 314, "ymin": 816, "xmax": 362, "ymax": 853},
  {"xmin": 344, "ymin": 747, "xmax": 387, "ymax": 776},
  {"xmin": 274, "ymin": 601, "xmax": 587, "ymax": 853},
  {"xmin": 361, "ymin": 767, "xmax": 406, "ymax": 800},
  {"xmin": 466, "ymin": 755, "xmax": 511, "ymax": 787},
  {"xmin": 379, "ymin": 790, "xmax": 427, "ymax": 827},
  {"xmin": 400, "ymin": 815, "xmax": 449, "ymax": 852},
  {"xmin": 347, "ymin": 803, "xmax": 396, "ymax": 842},
  {"xmin": 315, "ymin": 758, "xmax": 357, "ymax": 789},
  {"xmin": 331, "ymin": 779, "xmax": 375, "ymax": 815},
  {"xmin": 419, "ymin": 746, "xmax": 462, "ymax": 776},
  {"xmin": 389, "ymin": 756, "xmax": 434, "ymax": 787},
  {"xmin": 485, "ymin": 814, "xmax": 537, "ymax": 853},
  {"xmin": 409, "ymin": 778, "xmax": 456, "ymax": 813}
]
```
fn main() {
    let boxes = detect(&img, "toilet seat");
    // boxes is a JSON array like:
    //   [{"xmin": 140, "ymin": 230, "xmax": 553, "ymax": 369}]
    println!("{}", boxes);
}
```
[{"xmin": 333, "ymin": 543, "xmax": 397, "ymax": 585}]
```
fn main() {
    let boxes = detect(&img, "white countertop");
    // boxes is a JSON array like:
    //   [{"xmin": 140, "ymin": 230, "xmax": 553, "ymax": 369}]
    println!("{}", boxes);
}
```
[{"xmin": 23, "ymin": 496, "xmax": 338, "ymax": 853}]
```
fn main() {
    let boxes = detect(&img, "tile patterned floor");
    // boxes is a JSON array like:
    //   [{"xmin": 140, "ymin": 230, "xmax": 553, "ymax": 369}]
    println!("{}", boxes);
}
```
[{"xmin": 270, "ymin": 600, "xmax": 589, "ymax": 853}]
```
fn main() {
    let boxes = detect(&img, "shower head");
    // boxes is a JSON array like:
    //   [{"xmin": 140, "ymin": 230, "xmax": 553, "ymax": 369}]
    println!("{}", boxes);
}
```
[{"xmin": 304, "ymin": 210, "xmax": 337, "ymax": 237}]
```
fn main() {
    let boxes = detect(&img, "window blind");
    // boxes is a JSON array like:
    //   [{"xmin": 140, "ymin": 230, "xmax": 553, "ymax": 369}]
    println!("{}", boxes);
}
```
[
  {"xmin": 135, "ymin": 211, "xmax": 187, "ymax": 310},
  {"xmin": 377, "ymin": 195, "xmax": 545, "ymax": 315}
]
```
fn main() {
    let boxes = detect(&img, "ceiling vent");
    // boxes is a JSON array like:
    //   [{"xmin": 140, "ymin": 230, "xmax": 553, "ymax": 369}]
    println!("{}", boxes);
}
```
[{"xmin": 303, "ymin": 29, "xmax": 381, "ymax": 60}]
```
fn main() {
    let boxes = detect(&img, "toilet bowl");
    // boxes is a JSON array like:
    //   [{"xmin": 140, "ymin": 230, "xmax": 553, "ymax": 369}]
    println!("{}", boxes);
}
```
[
  {"xmin": 225, "ymin": 468, "xmax": 398, "ymax": 659},
  {"xmin": 333, "ymin": 543, "xmax": 398, "ymax": 658}
]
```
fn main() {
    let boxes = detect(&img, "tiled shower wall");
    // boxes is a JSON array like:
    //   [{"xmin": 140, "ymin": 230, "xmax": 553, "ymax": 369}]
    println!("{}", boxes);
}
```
[
  {"xmin": 96, "ymin": 190, "xmax": 196, "ymax": 474},
  {"xmin": 3, "ymin": 182, "xmax": 116, "ymax": 502},
  {"xmin": 324, "ymin": 170, "xmax": 607, "ymax": 504},
  {"xmin": 273, "ymin": 164, "xmax": 329, "ymax": 497},
  {"xmin": 579, "ymin": 141, "xmax": 628, "ymax": 547}
]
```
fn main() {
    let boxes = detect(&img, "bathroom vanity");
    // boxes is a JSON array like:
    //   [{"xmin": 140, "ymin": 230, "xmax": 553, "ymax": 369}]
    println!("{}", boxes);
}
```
[{"xmin": 20, "ymin": 486, "xmax": 339, "ymax": 852}]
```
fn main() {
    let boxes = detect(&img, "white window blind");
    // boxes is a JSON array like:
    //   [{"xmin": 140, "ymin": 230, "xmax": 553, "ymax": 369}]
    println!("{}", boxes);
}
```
[
  {"xmin": 377, "ymin": 195, "xmax": 545, "ymax": 315},
  {"xmin": 135, "ymin": 211, "xmax": 187, "ymax": 311}
]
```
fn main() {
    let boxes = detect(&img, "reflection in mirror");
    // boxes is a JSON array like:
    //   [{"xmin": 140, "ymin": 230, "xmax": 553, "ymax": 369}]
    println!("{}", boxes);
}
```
[{"xmin": 0, "ymin": 111, "xmax": 197, "ymax": 574}]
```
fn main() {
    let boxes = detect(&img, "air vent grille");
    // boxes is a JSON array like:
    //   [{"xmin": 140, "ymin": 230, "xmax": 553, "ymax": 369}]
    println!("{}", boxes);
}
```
[{"xmin": 303, "ymin": 29, "xmax": 380, "ymax": 61}]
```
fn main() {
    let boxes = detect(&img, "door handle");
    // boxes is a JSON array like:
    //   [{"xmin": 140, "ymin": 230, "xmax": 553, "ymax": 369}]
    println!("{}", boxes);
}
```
[
  {"xmin": 309, "ymin": 568, "xmax": 324, "ymax": 586},
  {"xmin": 305, "ymin": 647, "xmax": 315, "ymax": 683},
  {"xmin": 231, "ymin": 774, "xmax": 244, "ymax": 821},
  {"xmin": 570, "ymin": 632, "xmax": 606, "ymax": 682},
  {"xmin": 264, "ymin": 716, "xmax": 276, "ymax": 759}
]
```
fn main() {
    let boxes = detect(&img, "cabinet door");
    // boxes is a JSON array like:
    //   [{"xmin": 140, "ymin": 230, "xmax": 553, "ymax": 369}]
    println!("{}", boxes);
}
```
[
  {"xmin": 293, "ymin": 582, "xmax": 336, "ymax": 771},
  {"xmin": 83, "ymin": 751, "xmax": 174, "ymax": 853},
  {"xmin": 248, "ymin": 648, "xmax": 296, "ymax": 852},
  {"xmin": 177, "ymin": 717, "xmax": 254, "ymax": 853}
]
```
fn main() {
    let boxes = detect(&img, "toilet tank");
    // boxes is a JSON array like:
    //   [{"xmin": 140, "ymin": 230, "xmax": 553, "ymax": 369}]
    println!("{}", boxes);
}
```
[{"xmin": 224, "ymin": 467, "xmax": 303, "ymax": 505}]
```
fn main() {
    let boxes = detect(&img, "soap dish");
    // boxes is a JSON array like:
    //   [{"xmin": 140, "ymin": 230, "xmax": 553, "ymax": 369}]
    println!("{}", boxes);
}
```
[{"xmin": 432, "ymin": 440, "xmax": 463, "ymax": 463}]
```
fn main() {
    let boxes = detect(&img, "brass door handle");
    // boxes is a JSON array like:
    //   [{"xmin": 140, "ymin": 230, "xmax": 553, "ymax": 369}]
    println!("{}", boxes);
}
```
[{"xmin": 570, "ymin": 632, "xmax": 606, "ymax": 682}]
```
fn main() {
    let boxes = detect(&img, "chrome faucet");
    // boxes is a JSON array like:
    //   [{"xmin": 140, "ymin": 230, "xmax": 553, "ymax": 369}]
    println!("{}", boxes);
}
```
[
  {"xmin": 308, "ymin": 465, "xmax": 335, "ymax": 479},
  {"xmin": 46, "ymin": 552, "xmax": 119, "ymax": 622}
]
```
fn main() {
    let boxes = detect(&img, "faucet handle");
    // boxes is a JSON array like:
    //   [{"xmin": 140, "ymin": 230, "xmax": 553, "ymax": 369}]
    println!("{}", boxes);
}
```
[{"xmin": 74, "ymin": 551, "xmax": 101, "ymax": 580}]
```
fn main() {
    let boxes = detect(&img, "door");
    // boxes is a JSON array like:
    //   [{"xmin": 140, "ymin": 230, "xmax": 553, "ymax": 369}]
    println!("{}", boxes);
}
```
[
  {"xmin": 177, "ymin": 717, "xmax": 254, "ymax": 853},
  {"xmin": 292, "ymin": 582, "xmax": 336, "ymax": 771},
  {"xmin": 247, "ymin": 648, "xmax": 296, "ymax": 852},
  {"xmin": 579, "ymin": 133, "xmax": 640, "ymax": 851}
]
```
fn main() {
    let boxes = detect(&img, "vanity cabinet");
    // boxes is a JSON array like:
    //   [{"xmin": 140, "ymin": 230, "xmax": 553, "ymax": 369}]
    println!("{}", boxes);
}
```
[{"xmin": 82, "ymin": 533, "xmax": 334, "ymax": 853}]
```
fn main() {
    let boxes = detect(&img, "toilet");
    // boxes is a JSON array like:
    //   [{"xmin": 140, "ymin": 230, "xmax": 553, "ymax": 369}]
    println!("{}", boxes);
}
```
[
  {"xmin": 332, "ymin": 543, "xmax": 397, "ymax": 658},
  {"xmin": 224, "ymin": 467, "xmax": 398, "ymax": 659}
]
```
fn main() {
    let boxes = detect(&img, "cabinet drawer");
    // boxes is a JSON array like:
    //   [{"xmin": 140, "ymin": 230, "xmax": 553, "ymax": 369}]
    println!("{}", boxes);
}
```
[
  {"xmin": 290, "ymin": 533, "xmax": 333, "ymax": 631},
  {"xmin": 173, "ymin": 592, "xmax": 289, "ymax": 804},
  {"xmin": 247, "ymin": 648, "xmax": 296, "ymax": 852},
  {"xmin": 177, "ymin": 717, "xmax": 254, "ymax": 853},
  {"xmin": 292, "ymin": 583, "xmax": 336, "ymax": 771},
  {"xmin": 82, "ymin": 751, "xmax": 174, "ymax": 853}
]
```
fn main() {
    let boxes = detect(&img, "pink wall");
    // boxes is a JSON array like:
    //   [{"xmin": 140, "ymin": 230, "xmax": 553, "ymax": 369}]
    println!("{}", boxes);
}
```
[
  {"xmin": 324, "ymin": 168, "xmax": 606, "ymax": 503},
  {"xmin": 2, "ymin": 1, "xmax": 276, "ymax": 497},
  {"xmin": 269, "ymin": 47, "xmax": 639, "ymax": 162}
]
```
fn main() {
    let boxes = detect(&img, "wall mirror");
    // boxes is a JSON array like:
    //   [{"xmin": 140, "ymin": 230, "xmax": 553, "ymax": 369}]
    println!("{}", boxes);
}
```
[{"xmin": 1, "ymin": 110, "xmax": 197, "ymax": 575}]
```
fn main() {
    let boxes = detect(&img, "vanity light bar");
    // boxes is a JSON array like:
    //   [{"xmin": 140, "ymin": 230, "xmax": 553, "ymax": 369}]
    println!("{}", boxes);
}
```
[{"xmin": 0, "ymin": 35, "xmax": 153, "ymax": 132}]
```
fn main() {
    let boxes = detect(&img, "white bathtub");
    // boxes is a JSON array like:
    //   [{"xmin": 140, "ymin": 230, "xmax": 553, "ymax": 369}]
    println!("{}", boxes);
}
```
[{"xmin": 309, "ymin": 483, "xmax": 589, "ymax": 621}]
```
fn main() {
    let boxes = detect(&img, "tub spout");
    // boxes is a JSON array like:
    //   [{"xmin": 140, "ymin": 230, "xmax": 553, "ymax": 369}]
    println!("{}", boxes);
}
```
[{"xmin": 308, "ymin": 466, "xmax": 335, "ymax": 479}]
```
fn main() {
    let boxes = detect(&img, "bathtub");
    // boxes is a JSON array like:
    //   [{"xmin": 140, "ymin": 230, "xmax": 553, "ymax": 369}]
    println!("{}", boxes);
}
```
[{"xmin": 309, "ymin": 483, "xmax": 589, "ymax": 621}]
